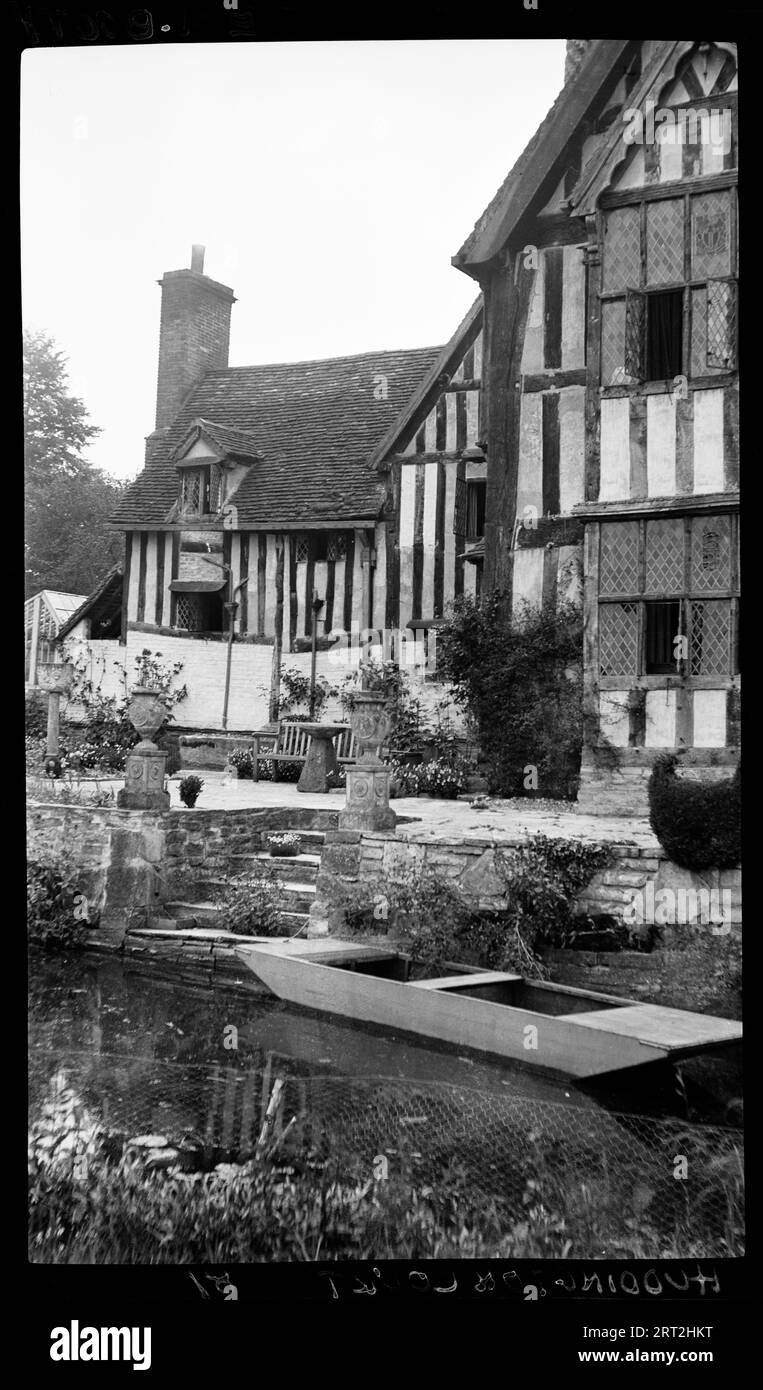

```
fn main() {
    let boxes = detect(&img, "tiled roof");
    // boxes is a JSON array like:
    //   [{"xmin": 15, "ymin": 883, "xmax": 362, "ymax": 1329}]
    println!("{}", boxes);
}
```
[
  {"xmin": 183, "ymin": 419, "xmax": 262, "ymax": 461},
  {"xmin": 111, "ymin": 346, "xmax": 442, "ymax": 529},
  {"xmin": 57, "ymin": 565, "xmax": 123, "ymax": 641}
]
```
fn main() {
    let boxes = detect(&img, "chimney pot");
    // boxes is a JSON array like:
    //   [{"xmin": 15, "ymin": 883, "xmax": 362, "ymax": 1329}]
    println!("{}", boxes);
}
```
[{"xmin": 191, "ymin": 244, "xmax": 205, "ymax": 274}]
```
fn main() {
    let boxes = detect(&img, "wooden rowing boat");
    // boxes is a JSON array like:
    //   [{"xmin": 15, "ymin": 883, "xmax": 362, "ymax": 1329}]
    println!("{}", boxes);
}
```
[{"xmin": 235, "ymin": 939, "xmax": 743, "ymax": 1080}]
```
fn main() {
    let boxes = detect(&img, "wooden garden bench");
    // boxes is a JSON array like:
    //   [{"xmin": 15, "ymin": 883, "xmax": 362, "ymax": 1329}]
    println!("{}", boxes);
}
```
[{"xmin": 251, "ymin": 722, "xmax": 360, "ymax": 780}]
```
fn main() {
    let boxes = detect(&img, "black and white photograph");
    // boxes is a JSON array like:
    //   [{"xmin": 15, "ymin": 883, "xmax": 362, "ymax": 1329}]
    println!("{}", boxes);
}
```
[{"xmin": 23, "ymin": 19, "xmax": 743, "ymax": 1339}]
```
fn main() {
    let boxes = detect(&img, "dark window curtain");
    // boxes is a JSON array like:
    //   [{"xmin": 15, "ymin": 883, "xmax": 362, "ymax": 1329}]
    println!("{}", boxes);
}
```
[
  {"xmin": 646, "ymin": 600, "xmax": 680, "ymax": 673},
  {"xmin": 647, "ymin": 292, "xmax": 682, "ymax": 378}
]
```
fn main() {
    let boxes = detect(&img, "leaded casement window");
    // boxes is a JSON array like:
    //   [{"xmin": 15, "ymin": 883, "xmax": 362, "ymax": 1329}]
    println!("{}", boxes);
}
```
[
  {"xmin": 597, "ymin": 515, "xmax": 739, "ymax": 680},
  {"xmin": 600, "ymin": 186, "xmax": 737, "ymax": 386},
  {"xmin": 466, "ymin": 480, "xmax": 487, "ymax": 540},
  {"xmin": 178, "ymin": 465, "xmax": 220, "ymax": 518},
  {"xmin": 172, "ymin": 590, "xmax": 224, "ymax": 633},
  {"xmin": 294, "ymin": 532, "xmax": 349, "ymax": 564}
]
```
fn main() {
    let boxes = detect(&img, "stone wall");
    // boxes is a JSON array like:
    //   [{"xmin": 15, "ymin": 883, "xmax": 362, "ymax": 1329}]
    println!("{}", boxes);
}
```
[
  {"xmin": 543, "ymin": 927, "xmax": 742, "ymax": 1019},
  {"xmin": 27, "ymin": 801, "xmax": 338, "ymax": 941},
  {"xmin": 27, "ymin": 803, "xmax": 166, "ymax": 941},
  {"xmin": 310, "ymin": 827, "xmax": 742, "ymax": 1015}
]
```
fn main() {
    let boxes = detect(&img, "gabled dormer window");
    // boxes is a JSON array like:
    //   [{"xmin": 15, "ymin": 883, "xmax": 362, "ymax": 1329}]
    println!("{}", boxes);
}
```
[{"xmin": 178, "ymin": 464, "xmax": 220, "ymax": 518}]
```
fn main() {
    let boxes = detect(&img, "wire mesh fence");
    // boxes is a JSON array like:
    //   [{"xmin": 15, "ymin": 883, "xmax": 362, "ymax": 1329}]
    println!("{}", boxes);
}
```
[{"xmin": 29, "ymin": 1054, "xmax": 744, "ymax": 1258}]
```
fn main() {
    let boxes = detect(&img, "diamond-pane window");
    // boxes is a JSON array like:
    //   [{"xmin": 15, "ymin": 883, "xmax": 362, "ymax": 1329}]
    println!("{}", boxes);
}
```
[
  {"xmin": 453, "ymin": 476, "xmax": 467, "ymax": 535},
  {"xmin": 600, "ymin": 300, "xmax": 626, "ymax": 386},
  {"xmin": 691, "ymin": 516, "xmax": 731, "ymax": 592},
  {"xmin": 295, "ymin": 536, "xmax": 309, "ymax": 564},
  {"xmin": 706, "ymin": 280, "xmax": 737, "ymax": 370},
  {"xmin": 646, "ymin": 199, "xmax": 684, "ymax": 285},
  {"xmin": 335, "ymin": 533, "xmax": 347, "ymax": 560},
  {"xmin": 691, "ymin": 191, "xmax": 731, "ymax": 280},
  {"xmin": 181, "ymin": 472, "xmax": 202, "ymax": 514},
  {"xmin": 600, "ymin": 522, "xmax": 639, "ymax": 595},
  {"xmin": 691, "ymin": 600, "xmax": 731, "ymax": 675},
  {"xmin": 175, "ymin": 594, "xmax": 204, "ymax": 631},
  {"xmin": 624, "ymin": 289, "xmax": 646, "ymax": 380},
  {"xmin": 645, "ymin": 518, "xmax": 684, "ymax": 594},
  {"xmin": 602, "ymin": 207, "xmax": 641, "ymax": 293},
  {"xmin": 599, "ymin": 602, "xmax": 639, "ymax": 678}
]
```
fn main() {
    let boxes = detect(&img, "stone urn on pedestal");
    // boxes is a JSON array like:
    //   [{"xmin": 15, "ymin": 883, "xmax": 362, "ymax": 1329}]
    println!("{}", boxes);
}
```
[
  {"xmin": 117, "ymin": 687, "xmax": 170, "ymax": 810},
  {"xmin": 340, "ymin": 690, "xmax": 396, "ymax": 831},
  {"xmin": 37, "ymin": 661, "xmax": 73, "ymax": 775}
]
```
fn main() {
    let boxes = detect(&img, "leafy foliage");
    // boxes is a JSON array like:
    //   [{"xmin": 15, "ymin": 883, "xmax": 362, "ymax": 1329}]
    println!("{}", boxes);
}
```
[
  {"xmin": 58, "ymin": 645, "xmax": 187, "ymax": 774},
  {"xmin": 27, "ymin": 858, "xmax": 95, "ymax": 951},
  {"xmin": 388, "ymin": 755, "xmax": 472, "ymax": 799},
  {"xmin": 179, "ymin": 776, "xmax": 204, "ymax": 807},
  {"xmin": 437, "ymin": 594, "xmax": 584, "ymax": 799},
  {"xmin": 332, "ymin": 837, "xmax": 610, "ymax": 978},
  {"xmin": 649, "ymin": 756, "xmax": 741, "ymax": 870},
  {"xmin": 24, "ymin": 330, "xmax": 123, "ymax": 597},
  {"xmin": 213, "ymin": 873, "xmax": 282, "ymax": 937}
]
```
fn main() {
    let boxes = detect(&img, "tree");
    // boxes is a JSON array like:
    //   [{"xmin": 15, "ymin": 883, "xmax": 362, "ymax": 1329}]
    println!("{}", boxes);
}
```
[{"xmin": 24, "ymin": 331, "xmax": 123, "ymax": 598}]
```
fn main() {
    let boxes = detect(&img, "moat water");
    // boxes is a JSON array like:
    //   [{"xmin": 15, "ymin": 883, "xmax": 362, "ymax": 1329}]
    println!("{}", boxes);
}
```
[{"xmin": 29, "ymin": 951, "xmax": 740, "ymax": 1170}]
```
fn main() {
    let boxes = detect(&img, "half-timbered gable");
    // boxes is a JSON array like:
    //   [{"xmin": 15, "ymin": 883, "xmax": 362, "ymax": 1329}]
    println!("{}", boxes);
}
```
[
  {"xmin": 370, "ymin": 297, "xmax": 485, "ymax": 639},
  {"xmin": 452, "ymin": 39, "xmax": 740, "ymax": 812}
]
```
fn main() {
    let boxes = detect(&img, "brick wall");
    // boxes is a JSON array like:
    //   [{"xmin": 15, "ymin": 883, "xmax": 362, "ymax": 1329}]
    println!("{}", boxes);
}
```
[{"xmin": 155, "ymin": 269, "xmax": 234, "ymax": 430}]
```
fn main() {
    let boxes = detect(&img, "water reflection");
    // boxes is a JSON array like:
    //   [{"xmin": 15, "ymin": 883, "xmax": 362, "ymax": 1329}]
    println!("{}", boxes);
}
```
[{"xmin": 29, "ymin": 950, "xmax": 738, "ymax": 1167}]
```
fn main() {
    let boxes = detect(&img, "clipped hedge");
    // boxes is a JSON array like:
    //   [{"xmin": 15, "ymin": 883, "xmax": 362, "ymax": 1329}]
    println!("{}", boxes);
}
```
[{"xmin": 648, "ymin": 755, "xmax": 741, "ymax": 870}]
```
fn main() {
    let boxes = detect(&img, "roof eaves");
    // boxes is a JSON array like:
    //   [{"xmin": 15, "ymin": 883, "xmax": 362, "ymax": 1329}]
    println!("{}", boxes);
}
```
[
  {"xmin": 368, "ymin": 298, "xmax": 483, "ymax": 469},
  {"xmin": 452, "ymin": 39, "xmax": 633, "ymax": 273},
  {"xmin": 56, "ymin": 564, "xmax": 123, "ymax": 641}
]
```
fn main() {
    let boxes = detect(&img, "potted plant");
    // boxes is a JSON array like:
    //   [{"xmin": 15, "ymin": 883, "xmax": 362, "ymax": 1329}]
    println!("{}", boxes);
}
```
[
  {"xmin": 266, "ymin": 831, "xmax": 301, "ymax": 857},
  {"xmin": 179, "ymin": 775, "xmax": 204, "ymax": 808}
]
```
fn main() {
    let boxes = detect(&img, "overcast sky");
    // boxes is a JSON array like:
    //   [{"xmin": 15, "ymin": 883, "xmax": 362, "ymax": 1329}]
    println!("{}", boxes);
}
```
[{"xmin": 21, "ymin": 39, "xmax": 566, "ymax": 481}]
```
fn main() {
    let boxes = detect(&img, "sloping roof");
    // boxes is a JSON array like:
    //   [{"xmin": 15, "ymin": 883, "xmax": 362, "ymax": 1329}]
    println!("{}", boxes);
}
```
[
  {"xmin": 57, "ymin": 565, "xmax": 123, "ymax": 641},
  {"xmin": 24, "ymin": 590, "xmax": 88, "ymax": 625},
  {"xmin": 111, "ymin": 346, "xmax": 442, "ymax": 529},
  {"xmin": 180, "ymin": 419, "xmax": 263, "ymax": 462},
  {"xmin": 453, "ymin": 39, "xmax": 633, "ymax": 272},
  {"xmin": 369, "ymin": 295, "xmax": 484, "ymax": 468}
]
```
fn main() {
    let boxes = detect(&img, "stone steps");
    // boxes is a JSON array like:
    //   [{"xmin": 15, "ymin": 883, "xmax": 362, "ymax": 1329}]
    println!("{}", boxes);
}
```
[
  {"xmin": 162, "ymin": 899, "xmax": 313, "ymax": 932},
  {"xmin": 190, "ymin": 877, "xmax": 318, "ymax": 913},
  {"xmin": 155, "ymin": 822, "xmax": 325, "ymax": 935}
]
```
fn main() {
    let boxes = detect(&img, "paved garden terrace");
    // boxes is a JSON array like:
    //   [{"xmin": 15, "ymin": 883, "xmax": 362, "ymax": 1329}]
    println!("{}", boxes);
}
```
[
  {"xmin": 50, "ymin": 769, "xmax": 659, "ymax": 850},
  {"xmin": 166, "ymin": 772, "xmax": 661, "ymax": 848}
]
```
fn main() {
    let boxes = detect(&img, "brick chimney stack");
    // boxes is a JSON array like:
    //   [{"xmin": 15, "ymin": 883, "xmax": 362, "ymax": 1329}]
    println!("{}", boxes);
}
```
[
  {"xmin": 154, "ymin": 246, "xmax": 236, "ymax": 430},
  {"xmin": 564, "ymin": 39, "xmax": 591, "ymax": 84}
]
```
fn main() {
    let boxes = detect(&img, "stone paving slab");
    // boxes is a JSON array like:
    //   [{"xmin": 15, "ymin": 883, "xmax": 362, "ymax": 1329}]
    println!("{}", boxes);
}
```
[
  {"xmin": 165, "ymin": 770, "xmax": 659, "ymax": 849},
  {"xmin": 33, "ymin": 769, "xmax": 660, "ymax": 850}
]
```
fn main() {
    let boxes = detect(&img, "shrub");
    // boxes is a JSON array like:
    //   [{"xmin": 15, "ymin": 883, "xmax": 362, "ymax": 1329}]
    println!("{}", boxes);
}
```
[
  {"xmin": 437, "ymin": 595, "xmax": 583, "ymax": 799},
  {"xmin": 331, "ymin": 837, "xmax": 610, "ymax": 979},
  {"xmin": 492, "ymin": 835, "xmax": 612, "ymax": 969},
  {"xmin": 27, "ymin": 858, "xmax": 95, "ymax": 951},
  {"xmin": 179, "ymin": 775, "xmax": 204, "ymax": 808},
  {"xmin": 213, "ymin": 873, "xmax": 282, "ymax": 937},
  {"xmin": 228, "ymin": 747, "xmax": 254, "ymax": 778},
  {"xmin": 649, "ymin": 755, "xmax": 741, "ymax": 870},
  {"xmin": 25, "ymin": 689, "xmax": 48, "ymax": 738},
  {"xmin": 272, "ymin": 759, "xmax": 302, "ymax": 783},
  {"xmin": 388, "ymin": 754, "xmax": 473, "ymax": 799}
]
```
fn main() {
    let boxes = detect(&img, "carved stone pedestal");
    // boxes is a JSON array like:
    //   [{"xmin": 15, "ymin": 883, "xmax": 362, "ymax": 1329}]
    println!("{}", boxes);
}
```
[
  {"xmin": 117, "ymin": 743, "xmax": 170, "ymax": 810},
  {"xmin": 340, "ymin": 762, "xmax": 397, "ymax": 831}
]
